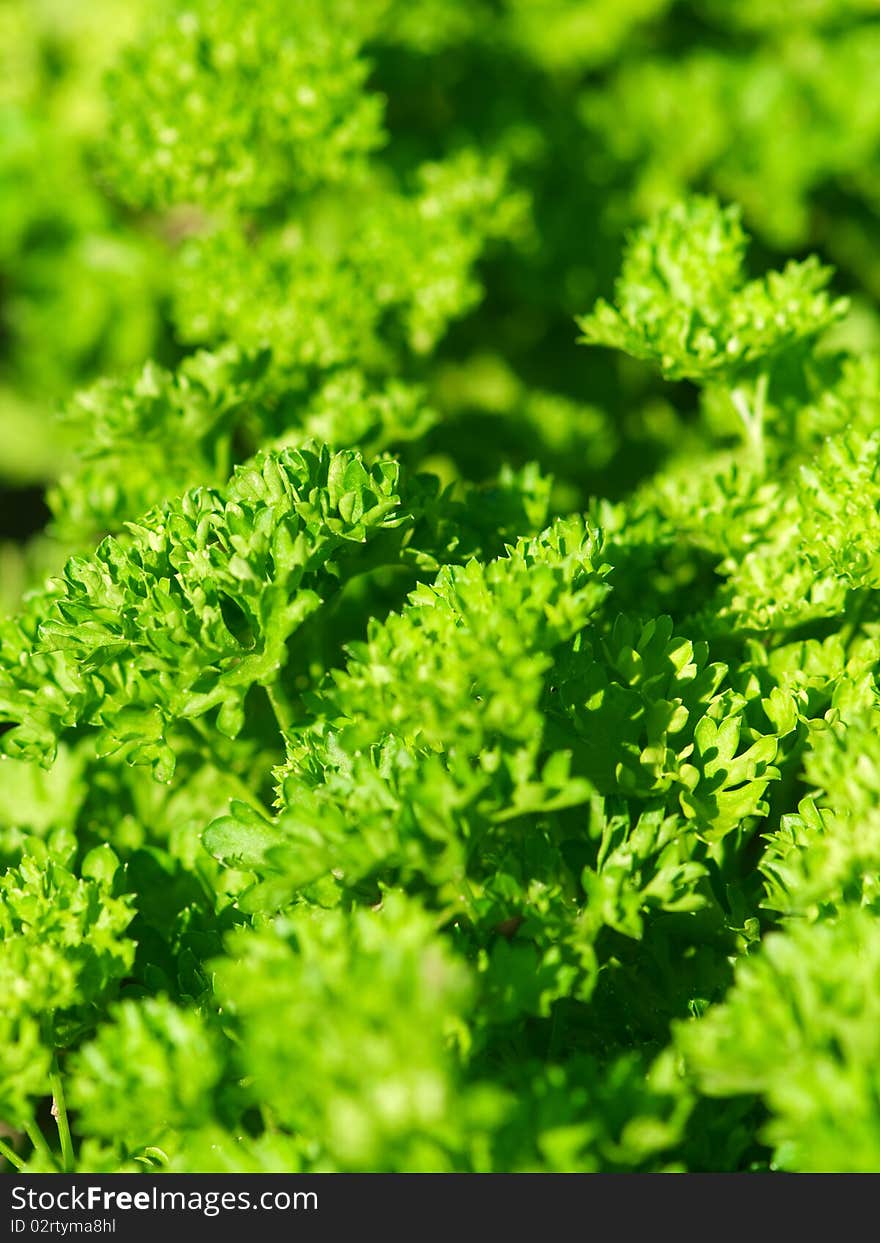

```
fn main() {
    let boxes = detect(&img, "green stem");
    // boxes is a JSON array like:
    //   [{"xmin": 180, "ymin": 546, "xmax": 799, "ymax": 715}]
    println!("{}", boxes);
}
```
[
  {"xmin": 0, "ymin": 1137, "xmax": 26, "ymax": 1170},
  {"xmin": 187, "ymin": 719, "xmax": 265, "ymax": 812},
  {"xmin": 214, "ymin": 432, "xmax": 232, "ymax": 484},
  {"xmin": 755, "ymin": 370, "xmax": 769, "ymax": 457},
  {"xmin": 730, "ymin": 370, "xmax": 769, "ymax": 471},
  {"xmin": 547, "ymin": 1003, "xmax": 565, "ymax": 1061},
  {"xmin": 841, "ymin": 587, "xmax": 870, "ymax": 655},
  {"xmin": 265, "ymin": 679, "xmax": 294, "ymax": 737},
  {"xmin": 24, "ymin": 1119, "xmax": 54, "ymax": 1168},
  {"xmin": 49, "ymin": 1058, "xmax": 75, "ymax": 1173}
]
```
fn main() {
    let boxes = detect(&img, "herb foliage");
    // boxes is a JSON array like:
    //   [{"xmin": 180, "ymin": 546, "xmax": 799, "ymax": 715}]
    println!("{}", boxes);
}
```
[{"xmin": 3, "ymin": 0, "xmax": 880, "ymax": 1174}]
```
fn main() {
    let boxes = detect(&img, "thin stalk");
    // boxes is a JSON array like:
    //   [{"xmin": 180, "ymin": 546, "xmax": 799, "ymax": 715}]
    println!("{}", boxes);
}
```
[
  {"xmin": 841, "ymin": 587, "xmax": 870, "ymax": 655},
  {"xmin": 0, "ymin": 1137, "xmax": 26, "ymax": 1171},
  {"xmin": 730, "ymin": 370, "xmax": 769, "ymax": 471},
  {"xmin": 24, "ymin": 1119, "xmax": 54, "ymax": 1168},
  {"xmin": 547, "ymin": 1003, "xmax": 565, "ymax": 1061},
  {"xmin": 213, "ymin": 432, "xmax": 232, "ymax": 484},
  {"xmin": 753, "ymin": 370, "xmax": 769, "ymax": 457},
  {"xmin": 265, "ymin": 679, "xmax": 294, "ymax": 737},
  {"xmin": 187, "ymin": 718, "xmax": 266, "ymax": 812},
  {"xmin": 49, "ymin": 1058, "xmax": 75, "ymax": 1173}
]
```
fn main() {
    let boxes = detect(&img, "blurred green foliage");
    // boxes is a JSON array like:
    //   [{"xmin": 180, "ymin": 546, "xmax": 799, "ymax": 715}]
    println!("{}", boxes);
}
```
[{"xmin": 5, "ymin": 0, "xmax": 880, "ymax": 523}]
